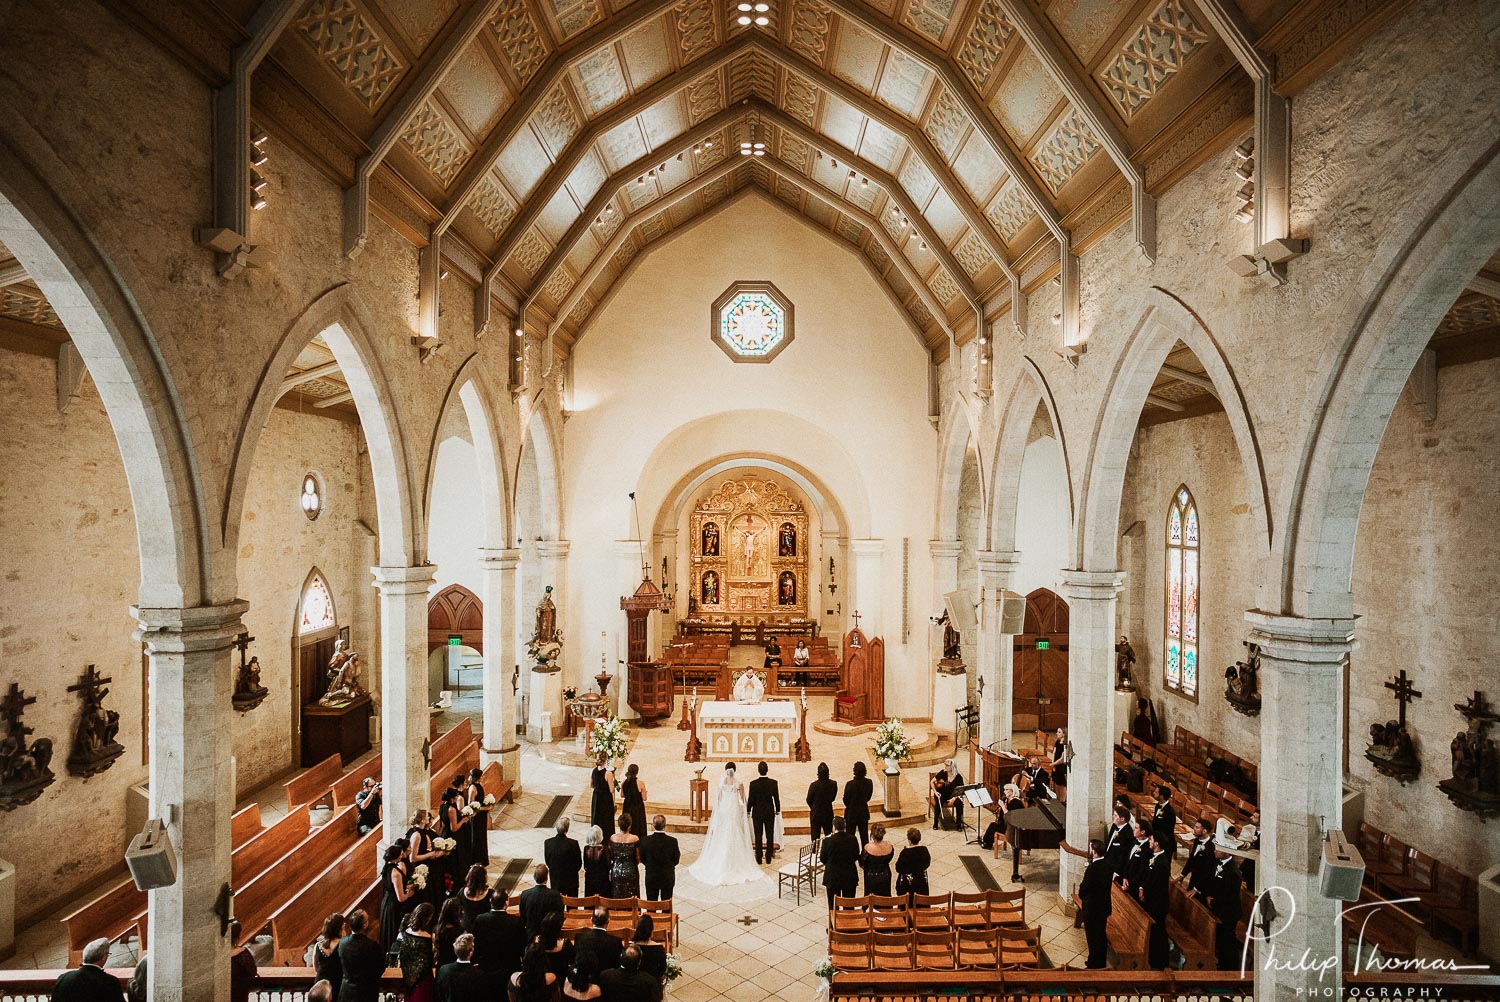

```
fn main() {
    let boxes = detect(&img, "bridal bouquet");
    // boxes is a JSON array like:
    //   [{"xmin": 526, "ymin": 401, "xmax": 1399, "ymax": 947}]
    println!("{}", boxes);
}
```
[
  {"xmin": 483, "ymin": 793, "xmax": 497, "ymax": 806},
  {"xmin": 412, "ymin": 864, "xmax": 429, "ymax": 890},
  {"xmin": 434, "ymin": 837, "xmax": 457, "ymax": 852},
  {"xmin": 590, "ymin": 715, "xmax": 629, "ymax": 762},
  {"xmin": 872, "ymin": 718, "xmax": 912, "ymax": 761},
  {"xmin": 664, "ymin": 954, "xmax": 683, "ymax": 981},
  {"xmin": 460, "ymin": 804, "xmax": 476, "ymax": 818}
]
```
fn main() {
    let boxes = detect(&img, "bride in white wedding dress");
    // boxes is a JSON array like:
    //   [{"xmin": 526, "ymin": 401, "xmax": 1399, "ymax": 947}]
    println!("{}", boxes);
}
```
[{"xmin": 688, "ymin": 763, "xmax": 767, "ymax": 885}]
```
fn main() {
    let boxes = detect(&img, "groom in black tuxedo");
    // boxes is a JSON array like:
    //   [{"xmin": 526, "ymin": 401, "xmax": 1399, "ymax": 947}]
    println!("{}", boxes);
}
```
[{"xmin": 746, "ymin": 761, "xmax": 781, "ymax": 864}]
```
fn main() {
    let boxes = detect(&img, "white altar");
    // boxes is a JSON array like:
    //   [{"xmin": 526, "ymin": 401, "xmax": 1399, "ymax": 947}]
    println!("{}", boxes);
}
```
[{"xmin": 699, "ymin": 699, "xmax": 798, "ymax": 761}]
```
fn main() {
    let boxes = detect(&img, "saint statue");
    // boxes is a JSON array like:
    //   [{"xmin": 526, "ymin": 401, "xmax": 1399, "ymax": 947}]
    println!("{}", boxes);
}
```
[
  {"xmin": 702, "ymin": 570, "xmax": 720, "ymax": 605},
  {"xmin": 534, "ymin": 585, "xmax": 558, "ymax": 645},
  {"xmin": 702, "ymin": 522, "xmax": 720, "ymax": 556},
  {"xmin": 778, "ymin": 572, "xmax": 796, "ymax": 605},
  {"xmin": 733, "ymin": 668, "xmax": 765, "ymax": 704},
  {"xmin": 320, "ymin": 639, "xmax": 365, "ymax": 705},
  {"xmin": 1114, "ymin": 635, "xmax": 1137, "ymax": 691},
  {"xmin": 779, "ymin": 522, "xmax": 796, "ymax": 556}
]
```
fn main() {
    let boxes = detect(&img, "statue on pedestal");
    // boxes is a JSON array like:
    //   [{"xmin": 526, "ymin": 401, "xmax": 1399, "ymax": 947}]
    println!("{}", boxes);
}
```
[
  {"xmin": 1114, "ymin": 636, "xmax": 1137, "ymax": 692},
  {"xmin": 320, "ymin": 639, "xmax": 365, "ymax": 706},
  {"xmin": 527, "ymin": 585, "xmax": 563, "ymax": 672},
  {"xmin": 1224, "ymin": 643, "xmax": 1262, "ymax": 717}
]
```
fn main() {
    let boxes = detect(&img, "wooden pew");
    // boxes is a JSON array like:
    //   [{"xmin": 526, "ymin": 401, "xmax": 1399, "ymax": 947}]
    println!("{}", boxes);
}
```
[
  {"xmin": 61, "ymin": 803, "xmax": 265, "ymax": 964},
  {"xmin": 1165, "ymin": 883, "xmax": 1217, "ymax": 969},
  {"xmin": 235, "ymin": 806, "xmax": 360, "ymax": 948},
  {"xmin": 429, "ymin": 719, "xmax": 474, "ymax": 775},
  {"xmin": 1343, "ymin": 885, "xmax": 1419, "ymax": 961},
  {"xmin": 329, "ymin": 753, "xmax": 382, "ymax": 811},
  {"xmin": 284, "ymin": 754, "xmax": 341, "ymax": 809},
  {"xmin": 233, "ymin": 807, "xmax": 314, "ymax": 885},
  {"xmin": 1107, "ymin": 883, "xmax": 1152, "ymax": 970},
  {"xmin": 268, "ymin": 824, "xmax": 385, "ymax": 963}
]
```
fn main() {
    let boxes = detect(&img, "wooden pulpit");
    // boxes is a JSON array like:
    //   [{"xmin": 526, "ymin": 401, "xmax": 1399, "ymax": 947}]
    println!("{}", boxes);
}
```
[
  {"xmin": 834, "ymin": 628, "xmax": 884, "ymax": 724},
  {"xmin": 621, "ymin": 572, "xmax": 673, "ymax": 723},
  {"xmin": 627, "ymin": 662, "xmax": 673, "ymax": 723}
]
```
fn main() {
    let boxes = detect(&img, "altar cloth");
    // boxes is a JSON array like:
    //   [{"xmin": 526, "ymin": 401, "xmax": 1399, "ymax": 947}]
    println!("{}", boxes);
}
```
[{"xmin": 699, "ymin": 699, "xmax": 797, "ymax": 760}]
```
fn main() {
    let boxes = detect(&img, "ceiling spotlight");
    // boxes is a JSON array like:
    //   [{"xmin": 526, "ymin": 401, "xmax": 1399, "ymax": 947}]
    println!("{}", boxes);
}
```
[
  {"xmin": 250, "ymin": 170, "xmax": 269, "ymax": 193},
  {"xmin": 979, "ymin": 355, "xmax": 989, "ymax": 365},
  {"xmin": 1234, "ymin": 201, "xmax": 1255, "ymax": 223},
  {"xmin": 705, "ymin": 140, "xmax": 713, "ymax": 149},
  {"xmin": 513, "ymin": 327, "xmax": 524, "ymax": 338},
  {"xmin": 250, "ymin": 193, "xmax": 268, "ymax": 211},
  {"xmin": 638, "ymin": 175, "xmax": 646, "ymax": 184},
  {"xmin": 860, "ymin": 177, "xmax": 868, "ymax": 188},
  {"xmin": 251, "ymin": 130, "xmax": 269, "ymax": 147},
  {"xmin": 1234, "ymin": 157, "xmax": 1254, "ymax": 181},
  {"xmin": 596, "ymin": 215, "xmax": 603, "ymax": 225},
  {"xmin": 754, "ymin": 142, "xmax": 765, "ymax": 150},
  {"xmin": 754, "ymin": 3, "xmax": 770, "ymax": 10},
  {"xmin": 692, "ymin": 144, "xmax": 702, "ymax": 154},
  {"xmin": 847, "ymin": 169, "xmax": 856, "ymax": 179},
  {"xmin": 754, "ymin": 149, "xmax": 765, "ymax": 156},
  {"xmin": 605, "ymin": 205, "xmax": 615, "ymax": 216},
  {"xmin": 514, "ymin": 355, "xmax": 523, "ymax": 363},
  {"xmin": 1052, "ymin": 312, "xmax": 1062, "ymax": 325},
  {"xmin": 738, "ymin": 2, "xmax": 752, "ymax": 9},
  {"xmin": 830, "ymin": 159, "xmax": 837, "ymax": 169},
  {"xmin": 439, "ymin": 268, "xmax": 450, "ymax": 280},
  {"xmin": 677, "ymin": 152, "xmax": 684, "ymax": 161},
  {"xmin": 737, "ymin": 14, "xmax": 751, "ymax": 24},
  {"xmin": 648, "ymin": 169, "xmax": 656, "ymax": 178},
  {"xmin": 978, "ymin": 335, "xmax": 988, "ymax": 345},
  {"xmin": 754, "ymin": 15, "xmax": 768, "ymax": 24},
  {"xmin": 919, "ymin": 240, "xmax": 927, "ymax": 250},
  {"xmin": 250, "ymin": 147, "xmax": 269, "ymax": 167},
  {"xmin": 1234, "ymin": 139, "xmax": 1255, "ymax": 161}
]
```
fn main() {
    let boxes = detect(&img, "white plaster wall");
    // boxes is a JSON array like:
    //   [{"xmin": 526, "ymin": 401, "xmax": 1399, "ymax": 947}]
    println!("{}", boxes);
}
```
[
  {"xmin": 1013, "ymin": 433, "xmax": 1070, "ymax": 596},
  {"xmin": 428, "ymin": 435, "xmax": 485, "ymax": 599},
  {"xmin": 956, "ymin": 446, "xmax": 982, "ymax": 685},
  {"xmin": 1349, "ymin": 357, "xmax": 1500, "ymax": 867},
  {"xmin": 564, "ymin": 194, "xmax": 936, "ymax": 716}
]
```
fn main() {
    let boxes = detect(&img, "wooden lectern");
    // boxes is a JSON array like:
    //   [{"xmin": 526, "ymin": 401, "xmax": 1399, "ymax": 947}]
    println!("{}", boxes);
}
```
[{"xmin": 834, "ymin": 627, "xmax": 884, "ymax": 724}]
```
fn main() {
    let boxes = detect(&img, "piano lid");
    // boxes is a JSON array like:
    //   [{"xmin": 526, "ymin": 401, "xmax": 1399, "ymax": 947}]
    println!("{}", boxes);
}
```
[{"xmin": 1005, "ymin": 798, "xmax": 1066, "ymax": 832}]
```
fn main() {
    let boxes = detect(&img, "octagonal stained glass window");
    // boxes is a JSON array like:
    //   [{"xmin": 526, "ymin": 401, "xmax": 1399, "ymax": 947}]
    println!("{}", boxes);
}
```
[{"xmin": 711, "ymin": 281, "xmax": 794, "ymax": 362}]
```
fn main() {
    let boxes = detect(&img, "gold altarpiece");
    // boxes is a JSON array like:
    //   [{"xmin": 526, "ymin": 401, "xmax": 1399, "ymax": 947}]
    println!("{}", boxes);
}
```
[{"xmin": 691, "ymin": 477, "xmax": 808, "ymax": 622}]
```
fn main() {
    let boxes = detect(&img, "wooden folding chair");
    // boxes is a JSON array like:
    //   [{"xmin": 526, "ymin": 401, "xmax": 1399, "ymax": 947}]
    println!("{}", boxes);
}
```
[
  {"xmin": 828, "ymin": 894, "xmax": 870, "ymax": 932},
  {"xmin": 915, "ymin": 929, "xmax": 956, "ymax": 969},
  {"xmin": 908, "ymin": 893, "xmax": 951, "ymax": 932},
  {"xmin": 777, "ymin": 840, "xmax": 821, "ymax": 905},
  {"xmin": 828, "ymin": 930, "xmax": 872, "ymax": 971},
  {"xmin": 998, "ymin": 925, "xmax": 1042, "ymax": 968},
  {"xmin": 560, "ymin": 895, "xmax": 598, "ymax": 934},
  {"xmin": 868, "ymin": 894, "xmax": 910, "ymax": 932},
  {"xmin": 956, "ymin": 925, "xmax": 999, "ymax": 969},
  {"xmin": 871, "ymin": 930, "xmax": 916, "ymax": 970},
  {"xmin": 638, "ymin": 898, "xmax": 677, "ymax": 950},
  {"xmin": 598, "ymin": 896, "xmax": 638, "ymax": 936},
  {"xmin": 951, "ymin": 891, "xmax": 987, "ymax": 930},
  {"xmin": 984, "ymin": 887, "xmax": 1026, "ymax": 927}
]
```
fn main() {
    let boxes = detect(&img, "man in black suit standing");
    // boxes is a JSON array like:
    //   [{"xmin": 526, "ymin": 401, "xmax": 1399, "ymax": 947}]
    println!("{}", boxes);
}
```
[
  {"xmin": 518, "ymin": 864, "xmax": 564, "ymax": 939},
  {"xmin": 436, "ymin": 933, "xmax": 502, "ymax": 1002},
  {"xmin": 746, "ymin": 761, "xmax": 781, "ymax": 864},
  {"xmin": 1150, "ymin": 786, "xmax": 1177, "ymax": 852},
  {"xmin": 471, "ymin": 888, "xmax": 526, "ymax": 979},
  {"xmin": 842, "ymin": 761, "xmax": 873, "ymax": 846},
  {"xmin": 1077, "ymin": 839, "xmax": 1113, "ymax": 969},
  {"xmin": 1141, "ymin": 832, "xmax": 1173, "ymax": 969},
  {"xmin": 1178, "ymin": 818, "xmax": 1215, "ymax": 897},
  {"xmin": 53, "ymin": 938, "xmax": 124, "ymax": 1002},
  {"xmin": 599, "ymin": 945, "xmax": 662, "ymax": 1002},
  {"xmin": 819, "ymin": 816, "xmax": 860, "ymax": 908},
  {"xmin": 544, "ymin": 818, "xmax": 583, "ymax": 898},
  {"xmin": 1102, "ymin": 804, "xmax": 1134, "ymax": 876},
  {"xmin": 335, "ymin": 910, "xmax": 386, "ymax": 1002},
  {"xmin": 805, "ymin": 762, "xmax": 838, "ymax": 843},
  {"xmin": 1208, "ymin": 838, "xmax": 1245, "ymax": 971},
  {"xmin": 639, "ymin": 814, "xmax": 681, "ymax": 901},
  {"xmin": 574, "ymin": 907, "xmax": 624, "ymax": 969}
]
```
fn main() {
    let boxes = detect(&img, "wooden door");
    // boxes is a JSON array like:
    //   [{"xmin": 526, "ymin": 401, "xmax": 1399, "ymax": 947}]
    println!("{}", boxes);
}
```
[
  {"xmin": 1012, "ymin": 589, "xmax": 1069, "ymax": 732},
  {"xmin": 299, "ymin": 635, "xmax": 337, "ymax": 708},
  {"xmin": 427, "ymin": 584, "xmax": 484, "ymax": 653}
]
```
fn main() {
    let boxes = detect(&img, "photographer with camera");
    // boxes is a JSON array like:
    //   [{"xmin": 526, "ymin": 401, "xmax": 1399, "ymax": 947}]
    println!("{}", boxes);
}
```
[{"xmin": 355, "ymin": 777, "xmax": 382, "ymax": 834}]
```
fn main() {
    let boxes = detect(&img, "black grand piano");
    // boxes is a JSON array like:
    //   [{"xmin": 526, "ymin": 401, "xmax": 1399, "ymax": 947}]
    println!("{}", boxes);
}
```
[{"xmin": 1002, "ymin": 798, "xmax": 1065, "ymax": 882}]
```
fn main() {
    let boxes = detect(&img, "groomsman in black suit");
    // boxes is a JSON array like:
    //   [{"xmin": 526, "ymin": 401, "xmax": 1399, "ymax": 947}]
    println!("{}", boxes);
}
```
[
  {"xmin": 805, "ymin": 763, "xmax": 838, "ymax": 843},
  {"xmin": 1179, "ymin": 818, "xmax": 1215, "ymax": 897},
  {"xmin": 1208, "ymin": 839, "xmax": 1245, "ymax": 971},
  {"xmin": 819, "ymin": 817, "xmax": 860, "ymax": 908},
  {"xmin": 746, "ymin": 761, "xmax": 782, "ymax": 864},
  {"xmin": 1077, "ymin": 839, "xmax": 1114, "ymax": 969},
  {"xmin": 1141, "ymin": 832, "xmax": 1173, "ymax": 969},
  {"xmin": 842, "ymin": 761, "xmax": 873, "ymax": 846},
  {"xmin": 639, "ymin": 815, "xmax": 681, "ymax": 901},
  {"xmin": 1102, "ymin": 804, "xmax": 1134, "ymax": 876}
]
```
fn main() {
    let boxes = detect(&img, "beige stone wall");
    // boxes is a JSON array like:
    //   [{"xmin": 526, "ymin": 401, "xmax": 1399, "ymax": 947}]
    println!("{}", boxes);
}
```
[{"xmin": 1349, "ymin": 357, "xmax": 1500, "ymax": 867}]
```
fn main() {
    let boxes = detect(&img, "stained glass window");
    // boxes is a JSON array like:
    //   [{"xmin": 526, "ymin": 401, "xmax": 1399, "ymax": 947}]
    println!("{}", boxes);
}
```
[
  {"xmin": 711, "ymin": 282, "xmax": 795, "ymax": 362},
  {"xmin": 1165, "ymin": 485, "xmax": 1199, "ymax": 700},
  {"xmin": 301, "ymin": 573, "xmax": 336, "ymax": 633}
]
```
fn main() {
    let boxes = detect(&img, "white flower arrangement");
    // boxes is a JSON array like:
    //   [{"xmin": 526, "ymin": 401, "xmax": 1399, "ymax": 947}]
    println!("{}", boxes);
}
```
[
  {"xmin": 483, "ymin": 793, "xmax": 497, "ymax": 806},
  {"xmin": 435, "ymin": 837, "xmax": 457, "ymax": 852},
  {"xmin": 664, "ymin": 954, "xmax": 683, "ymax": 981},
  {"xmin": 872, "ymin": 718, "xmax": 912, "ymax": 761},
  {"xmin": 460, "ymin": 804, "xmax": 476, "ymax": 818},
  {"xmin": 412, "ymin": 863, "xmax": 429, "ymax": 890},
  {"xmin": 813, "ymin": 958, "xmax": 836, "ymax": 980},
  {"xmin": 589, "ymin": 714, "xmax": 630, "ymax": 762}
]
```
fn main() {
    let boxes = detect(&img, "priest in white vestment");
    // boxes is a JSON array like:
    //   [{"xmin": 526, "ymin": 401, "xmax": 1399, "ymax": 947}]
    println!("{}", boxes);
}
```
[{"xmin": 734, "ymin": 668, "xmax": 765, "ymax": 704}]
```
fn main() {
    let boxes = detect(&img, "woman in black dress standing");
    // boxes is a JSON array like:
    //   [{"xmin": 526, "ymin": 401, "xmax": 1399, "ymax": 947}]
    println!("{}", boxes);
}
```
[
  {"xmin": 406, "ymin": 810, "xmax": 447, "ymax": 911},
  {"xmin": 312, "ymin": 913, "xmax": 346, "ymax": 997},
  {"xmin": 379, "ymin": 842, "xmax": 416, "ymax": 951},
  {"xmin": 457, "ymin": 864, "xmax": 491, "ymax": 931},
  {"xmin": 439, "ymin": 787, "xmax": 469, "ymax": 896},
  {"xmin": 433, "ymin": 897, "xmax": 465, "ymax": 970},
  {"xmin": 589, "ymin": 755, "xmax": 616, "ymax": 839},
  {"xmin": 843, "ymin": 761, "xmax": 873, "ymax": 847},
  {"xmin": 582, "ymin": 825, "xmax": 611, "ymax": 897},
  {"xmin": 464, "ymin": 768, "xmax": 491, "ymax": 866},
  {"xmin": 859, "ymin": 824, "xmax": 895, "ymax": 895},
  {"xmin": 894, "ymin": 828, "xmax": 931, "ymax": 900},
  {"xmin": 608, "ymin": 813, "xmax": 641, "ymax": 898},
  {"xmin": 620, "ymin": 764, "xmax": 648, "ymax": 844}
]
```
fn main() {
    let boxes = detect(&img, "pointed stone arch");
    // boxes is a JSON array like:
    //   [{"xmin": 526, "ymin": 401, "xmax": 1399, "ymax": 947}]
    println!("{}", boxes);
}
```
[
  {"xmin": 989, "ymin": 357, "xmax": 1075, "ymax": 555},
  {"xmin": 517, "ymin": 393, "xmax": 564, "ymax": 542},
  {"xmin": 423, "ymin": 353, "xmax": 512, "ymax": 551},
  {"xmin": 225, "ymin": 283, "xmax": 419, "ymax": 567},
  {"xmin": 1075, "ymin": 288, "xmax": 1270, "ymax": 575},
  {"xmin": 936, "ymin": 395, "xmax": 986, "ymax": 543}
]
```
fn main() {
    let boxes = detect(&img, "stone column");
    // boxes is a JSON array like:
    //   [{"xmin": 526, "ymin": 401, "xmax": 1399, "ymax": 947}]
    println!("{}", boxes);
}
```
[
  {"xmin": 478, "ymin": 548, "xmax": 521, "ymax": 789},
  {"xmin": 849, "ymin": 539, "xmax": 885, "ymax": 635},
  {"xmin": 1057, "ymin": 569, "xmax": 1124, "ymax": 897},
  {"xmin": 134, "ymin": 600, "xmax": 248, "ymax": 1002},
  {"xmin": 976, "ymin": 550, "xmax": 1020, "ymax": 751},
  {"xmin": 1246, "ymin": 611, "xmax": 1354, "ymax": 1001},
  {"xmin": 930, "ymin": 541, "xmax": 962, "ymax": 733},
  {"xmin": 373, "ymin": 565, "xmax": 437, "ymax": 826}
]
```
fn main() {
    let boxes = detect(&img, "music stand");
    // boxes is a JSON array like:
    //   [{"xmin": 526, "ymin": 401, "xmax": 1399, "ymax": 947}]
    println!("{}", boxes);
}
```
[{"xmin": 962, "ymin": 785, "xmax": 992, "ymax": 844}]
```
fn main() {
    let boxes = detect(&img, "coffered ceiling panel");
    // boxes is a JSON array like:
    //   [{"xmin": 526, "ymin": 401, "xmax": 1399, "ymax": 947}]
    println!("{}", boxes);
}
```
[
  {"xmin": 441, "ymin": 41, "xmax": 514, "ymax": 135},
  {"xmin": 496, "ymin": 125, "xmax": 552, "ymax": 199},
  {"xmin": 620, "ymin": 20, "xmax": 674, "ymax": 88},
  {"xmin": 950, "ymin": 131, "xmax": 1004, "ymax": 205},
  {"xmin": 1045, "ymin": 0, "xmax": 1127, "ymax": 64},
  {"xmin": 832, "ymin": 23, "xmax": 884, "ymax": 89},
  {"xmin": 990, "ymin": 47, "xmax": 1063, "ymax": 145}
]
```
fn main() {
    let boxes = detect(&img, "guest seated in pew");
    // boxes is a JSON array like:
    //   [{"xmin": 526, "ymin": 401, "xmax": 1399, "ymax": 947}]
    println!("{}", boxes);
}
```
[
  {"xmin": 126, "ymin": 954, "xmax": 147, "ymax": 1002},
  {"xmin": 629, "ymin": 914, "xmax": 668, "ymax": 982},
  {"xmin": 437, "ymin": 933, "xmax": 503, "ymax": 1002},
  {"xmin": 598, "ymin": 945, "xmax": 662, "ymax": 1002},
  {"xmin": 792, "ymin": 639, "xmax": 811, "ymax": 687},
  {"xmin": 336, "ymin": 910, "xmax": 387, "ymax": 1002},
  {"xmin": 894, "ymin": 828, "xmax": 931, "ymax": 898},
  {"xmin": 538, "ymin": 910, "xmax": 575, "ymax": 980},
  {"xmin": 397, "ymin": 903, "xmax": 438, "ymax": 1001},
  {"xmin": 575, "ymin": 907, "xmax": 624, "ymax": 969},
  {"xmin": 472, "ymin": 887, "xmax": 526, "ymax": 980},
  {"xmin": 510, "ymin": 942, "xmax": 558, "ymax": 1002},
  {"xmin": 309, "ymin": 912, "xmax": 346, "ymax": 998},
  {"xmin": 546, "ymin": 818, "xmax": 583, "ymax": 898},
  {"xmin": 435, "ymin": 898, "xmax": 466, "ymax": 969},
  {"xmin": 859, "ymin": 824, "xmax": 895, "ymax": 895},
  {"xmin": 53, "ymin": 937, "xmax": 124, "ymax": 1002},
  {"xmin": 355, "ymin": 778, "xmax": 382, "ymax": 834},
  {"xmin": 520, "ymin": 864, "xmax": 564, "ymax": 939},
  {"xmin": 456, "ymin": 865, "xmax": 491, "ymax": 932},
  {"xmin": 981, "ymin": 783, "xmax": 1025, "ymax": 853},
  {"xmin": 562, "ymin": 951, "xmax": 604, "ymax": 1001}
]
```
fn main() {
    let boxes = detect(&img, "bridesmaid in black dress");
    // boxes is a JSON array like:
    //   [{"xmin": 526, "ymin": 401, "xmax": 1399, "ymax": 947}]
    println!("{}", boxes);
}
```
[
  {"xmin": 582, "ymin": 826, "xmax": 611, "ymax": 897},
  {"xmin": 589, "ymin": 755, "xmax": 616, "ymax": 839},
  {"xmin": 620, "ymin": 764, "xmax": 648, "ymax": 844},
  {"xmin": 608, "ymin": 814, "xmax": 641, "ymax": 898},
  {"xmin": 439, "ymin": 787, "xmax": 469, "ymax": 896},
  {"xmin": 465, "ymin": 768, "xmax": 491, "ymax": 866},
  {"xmin": 450, "ymin": 773, "xmax": 473, "ymax": 875},
  {"xmin": 406, "ymin": 810, "xmax": 448, "ymax": 910},
  {"xmin": 457, "ymin": 864, "xmax": 492, "ymax": 931},
  {"xmin": 379, "ymin": 843, "xmax": 416, "ymax": 951}
]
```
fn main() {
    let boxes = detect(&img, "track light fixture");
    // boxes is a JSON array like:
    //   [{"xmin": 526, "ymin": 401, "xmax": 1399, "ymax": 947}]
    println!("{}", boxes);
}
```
[
  {"xmin": 1233, "ymin": 139, "xmax": 1254, "ymax": 161},
  {"xmin": 1233, "ymin": 201, "xmax": 1255, "ymax": 223},
  {"xmin": 1234, "ymin": 158, "xmax": 1254, "ymax": 181}
]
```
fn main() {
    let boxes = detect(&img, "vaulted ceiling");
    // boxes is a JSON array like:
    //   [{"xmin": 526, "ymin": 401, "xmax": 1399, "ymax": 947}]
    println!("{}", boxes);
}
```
[{"xmin": 103, "ymin": 0, "xmax": 1418, "ymax": 356}]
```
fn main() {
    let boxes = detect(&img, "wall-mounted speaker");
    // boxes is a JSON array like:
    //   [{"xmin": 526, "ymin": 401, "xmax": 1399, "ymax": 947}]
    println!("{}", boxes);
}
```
[
  {"xmin": 999, "ymin": 590, "xmax": 1026, "ymax": 635},
  {"xmin": 1319, "ymin": 829, "xmax": 1365, "ymax": 902},
  {"xmin": 126, "ymin": 818, "xmax": 177, "ymax": 891},
  {"xmin": 944, "ymin": 591, "xmax": 977, "ymax": 635}
]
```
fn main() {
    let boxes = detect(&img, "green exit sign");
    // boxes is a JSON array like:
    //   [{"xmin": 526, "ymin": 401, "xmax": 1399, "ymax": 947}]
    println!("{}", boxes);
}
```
[
  {"xmin": 448, "ymin": 635, "xmax": 462, "ymax": 647},
  {"xmin": 1036, "ymin": 639, "xmax": 1050, "ymax": 650}
]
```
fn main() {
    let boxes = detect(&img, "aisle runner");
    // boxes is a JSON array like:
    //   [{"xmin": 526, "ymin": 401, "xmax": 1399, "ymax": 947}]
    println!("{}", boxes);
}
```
[
  {"xmin": 536, "ymin": 795, "xmax": 574, "ymax": 829},
  {"xmin": 495, "ymin": 857, "xmax": 532, "ymax": 896}
]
